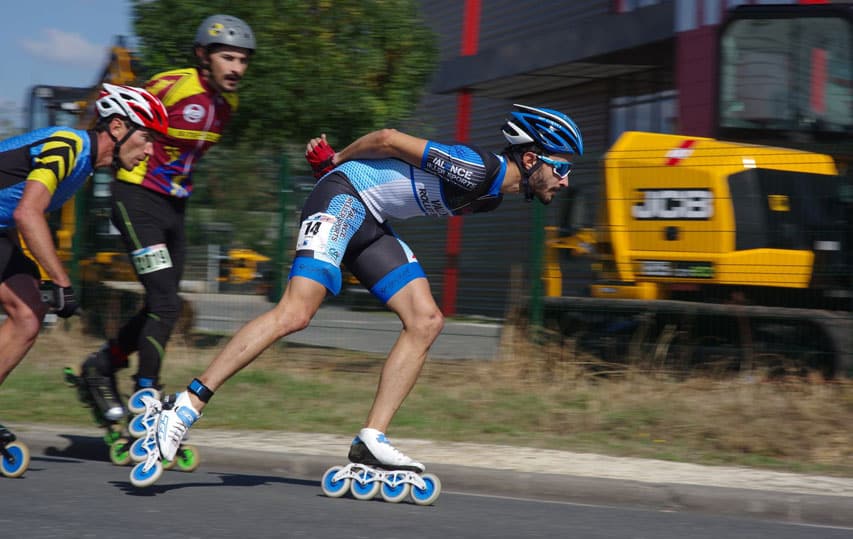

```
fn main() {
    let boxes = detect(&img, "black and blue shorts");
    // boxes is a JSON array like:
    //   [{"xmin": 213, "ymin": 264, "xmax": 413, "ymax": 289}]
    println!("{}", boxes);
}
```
[
  {"xmin": 0, "ymin": 231, "xmax": 40, "ymax": 284},
  {"xmin": 288, "ymin": 173, "xmax": 425, "ymax": 303}
]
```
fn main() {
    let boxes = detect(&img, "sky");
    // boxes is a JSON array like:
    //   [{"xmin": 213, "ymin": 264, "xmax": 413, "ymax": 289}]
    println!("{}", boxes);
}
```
[{"xmin": 1, "ymin": 0, "xmax": 134, "ymax": 128}]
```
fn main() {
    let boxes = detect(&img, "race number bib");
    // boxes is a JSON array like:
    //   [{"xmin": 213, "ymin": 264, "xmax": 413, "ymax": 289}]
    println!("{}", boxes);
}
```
[
  {"xmin": 296, "ymin": 212, "xmax": 340, "ymax": 265},
  {"xmin": 131, "ymin": 243, "xmax": 173, "ymax": 274}
]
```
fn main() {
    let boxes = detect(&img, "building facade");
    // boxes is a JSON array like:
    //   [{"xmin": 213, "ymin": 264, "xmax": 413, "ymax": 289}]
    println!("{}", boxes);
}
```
[{"xmin": 391, "ymin": 0, "xmax": 848, "ymax": 318}]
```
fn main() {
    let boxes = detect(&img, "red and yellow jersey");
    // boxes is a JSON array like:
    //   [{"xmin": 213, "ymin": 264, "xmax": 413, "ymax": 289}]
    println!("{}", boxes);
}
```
[{"xmin": 116, "ymin": 67, "xmax": 237, "ymax": 198}]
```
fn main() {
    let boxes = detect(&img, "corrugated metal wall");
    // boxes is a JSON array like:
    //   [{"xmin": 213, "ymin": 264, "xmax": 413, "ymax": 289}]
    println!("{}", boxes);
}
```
[
  {"xmin": 475, "ymin": 1, "xmax": 613, "ymax": 50},
  {"xmin": 386, "ymin": 1, "xmax": 623, "ymax": 317}
]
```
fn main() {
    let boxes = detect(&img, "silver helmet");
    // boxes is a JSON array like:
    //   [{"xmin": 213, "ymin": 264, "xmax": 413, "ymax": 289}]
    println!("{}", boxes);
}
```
[{"xmin": 195, "ymin": 14, "xmax": 255, "ymax": 52}]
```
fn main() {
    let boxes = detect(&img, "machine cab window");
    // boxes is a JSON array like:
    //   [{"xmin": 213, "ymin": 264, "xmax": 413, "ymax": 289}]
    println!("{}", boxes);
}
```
[{"xmin": 719, "ymin": 5, "xmax": 852, "ymax": 138}]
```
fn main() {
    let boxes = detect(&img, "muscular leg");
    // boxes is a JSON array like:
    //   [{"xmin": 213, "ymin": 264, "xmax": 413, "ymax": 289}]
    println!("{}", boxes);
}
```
[
  {"xmin": 0, "ymin": 275, "xmax": 47, "ymax": 385},
  {"xmin": 186, "ymin": 276, "xmax": 328, "ymax": 410},
  {"xmin": 363, "ymin": 277, "xmax": 444, "ymax": 432}
]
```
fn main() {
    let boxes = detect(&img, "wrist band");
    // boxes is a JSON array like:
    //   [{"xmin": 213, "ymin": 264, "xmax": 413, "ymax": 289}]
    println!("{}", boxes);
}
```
[{"xmin": 187, "ymin": 378, "xmax": 214, "ymax": 403}]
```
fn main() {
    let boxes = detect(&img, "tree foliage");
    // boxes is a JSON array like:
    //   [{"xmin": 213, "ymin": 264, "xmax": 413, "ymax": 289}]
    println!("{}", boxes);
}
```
[{"xmin": 132, "ymin": 0, "xmax": 438, "ymax": 150}]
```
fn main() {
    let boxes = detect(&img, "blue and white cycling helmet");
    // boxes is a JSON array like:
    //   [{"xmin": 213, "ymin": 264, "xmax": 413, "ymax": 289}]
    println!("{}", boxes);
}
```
[{"xmin": 502, "ymin": 104, "xmax": 584, "ymax": 156}]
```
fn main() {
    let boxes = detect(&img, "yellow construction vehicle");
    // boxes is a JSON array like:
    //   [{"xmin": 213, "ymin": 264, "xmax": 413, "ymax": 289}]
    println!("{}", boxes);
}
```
[
  {"xmin": 218, "ymin": 248, "xmax": 272, "ymax": 294},
  {"xmin": 543, "ymin": 2, "xmax": 853, "ymax": 377},
  {"xmin": 545, "ymin": 132, "xmax": 852, "ymax": 376}
]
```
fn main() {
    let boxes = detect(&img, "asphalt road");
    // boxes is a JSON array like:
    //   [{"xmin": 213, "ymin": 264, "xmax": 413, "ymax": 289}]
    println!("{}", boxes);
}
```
[{"xmin": 3, "ymin": 448, "xmax": 853, "ymax": 539}]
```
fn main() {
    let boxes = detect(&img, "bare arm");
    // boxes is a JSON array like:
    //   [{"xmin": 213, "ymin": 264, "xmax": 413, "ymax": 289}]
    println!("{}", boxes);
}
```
[
  {"xmin": 13, "ymin": 180, "xmax": 71, "ymax": 287},
  {"xmin": 329, "ymin": 129, "xmax": 429, "ymax": 168}
]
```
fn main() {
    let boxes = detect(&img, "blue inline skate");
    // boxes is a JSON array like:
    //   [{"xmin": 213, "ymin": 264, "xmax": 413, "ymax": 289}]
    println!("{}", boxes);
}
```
[
  {"xmin": 0, "ymin": 424, "xmax": 30, "ymax": 478},
  {"xmin": 127, "ymin": 393, "xmax": 200, "ymax": 487},
  {"xmin": 321, "ymin": 428, "xmax": 441, "ymax": 505}
]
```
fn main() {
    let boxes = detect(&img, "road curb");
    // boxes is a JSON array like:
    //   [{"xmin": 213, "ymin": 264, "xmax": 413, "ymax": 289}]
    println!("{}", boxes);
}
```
[{"xmin": 15, "ymin": 425, "xmax": 853, "ymax": 527}]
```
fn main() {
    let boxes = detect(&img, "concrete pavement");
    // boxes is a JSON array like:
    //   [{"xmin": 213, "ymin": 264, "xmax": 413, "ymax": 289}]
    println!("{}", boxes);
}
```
[
  {"xmin": 188, "ymin": 294, "xmax": 503, "ymax": 361},
  {"xmin": 90, "ymin": 285, "xmax": 503, "ymax": 360},
  {"xmin": 11, "ymin": 422, "xmax": 853, "ymax": 528}
]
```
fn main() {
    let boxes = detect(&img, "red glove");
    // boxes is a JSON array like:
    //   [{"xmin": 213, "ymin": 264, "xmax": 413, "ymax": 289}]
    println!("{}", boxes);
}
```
[{"xmin": 306, "ymin": 138, "xmax": 337, "ymax": 179}]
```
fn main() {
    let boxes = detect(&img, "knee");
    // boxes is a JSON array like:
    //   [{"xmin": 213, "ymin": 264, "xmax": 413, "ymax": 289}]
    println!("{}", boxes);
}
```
[
  {"xmin": 14, "ymin": 303, "xmax": 45, "ymax": 341},
  {"xmin": 271, "ymin": 305, "xmax": 313, "ymax": 337},
  {"xmin": 0, "ymin": 279, "xmax": 45, "ymax": 341},
  {"xmin": 148, "ymin": 292, "xmax": 181, "ymax": 324},
  {"xmin": 289, "ymin": 310, "xmax": 313, "ymax": 333},
  {"xmin": 410, "ymin": 307, "xmax": 444, "ymax": 340},
  {"xmin": 428, "ymin": 309, "xmax": 445, "ymax": 337}
]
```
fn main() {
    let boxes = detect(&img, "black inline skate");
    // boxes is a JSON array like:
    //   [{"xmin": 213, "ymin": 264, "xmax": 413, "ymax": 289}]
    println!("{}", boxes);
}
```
[{"xmin": 63, "ymin": 346, "xmax": 130, "ymax": 465}]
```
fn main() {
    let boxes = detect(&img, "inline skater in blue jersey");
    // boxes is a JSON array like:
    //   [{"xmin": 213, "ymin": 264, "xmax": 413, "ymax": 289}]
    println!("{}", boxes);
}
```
[
  {"xmin": 136, "ymin": 104, "xmax": 582, "ymax": 492},
  {"xmin": 0, "ymin": 84, "xmax": 167, "ymax": 474}
]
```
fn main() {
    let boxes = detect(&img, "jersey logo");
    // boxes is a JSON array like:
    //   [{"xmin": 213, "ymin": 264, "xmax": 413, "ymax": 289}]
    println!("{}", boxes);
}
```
[
  {"xmin": 415, "ymin": 182, "xmax": 451, "ymax": 217},
  {"xmin": 182, "ymin": 104, "xmax": 205, "ymax": 123},
  {"xmin": 423, "ymin": 147, "xmax": 479, "ymax": 190}
]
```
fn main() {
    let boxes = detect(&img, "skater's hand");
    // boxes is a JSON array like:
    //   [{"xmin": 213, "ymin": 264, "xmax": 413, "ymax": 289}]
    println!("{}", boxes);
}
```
[
  {"xmin": 49, "ymin": 284, "xmax": 79, "ymax": 318},
  {"xmin": 306, "ymin": 134, "xmax": 336, "ymax": 180}
]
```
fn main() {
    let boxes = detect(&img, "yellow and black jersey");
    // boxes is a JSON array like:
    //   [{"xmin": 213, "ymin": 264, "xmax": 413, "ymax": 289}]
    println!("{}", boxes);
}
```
[{"xmin": 0, "ymin": 126, "xmax": 96, "ymax": 228}]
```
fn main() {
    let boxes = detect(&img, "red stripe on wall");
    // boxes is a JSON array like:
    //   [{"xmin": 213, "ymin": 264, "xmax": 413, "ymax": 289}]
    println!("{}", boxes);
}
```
[
  {"xmin": 810, "ymin": 48, "xmax": 827, "ymax": 114},
  {"xmin": 442, "ymin": 0, "xmax": 481, "ymax": 317},
  {"xmin": 461, "ymin": 0, "xmax": 481, "ymax": 55}
]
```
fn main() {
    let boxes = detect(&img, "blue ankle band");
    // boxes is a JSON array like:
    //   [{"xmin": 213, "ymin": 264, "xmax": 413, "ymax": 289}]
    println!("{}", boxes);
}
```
[{"xmin": 187, "ymin": 378, "xmax": 214, "ymax": 403}]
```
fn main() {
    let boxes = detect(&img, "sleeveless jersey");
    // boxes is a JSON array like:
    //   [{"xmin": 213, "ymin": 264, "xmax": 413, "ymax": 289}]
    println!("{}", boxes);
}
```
[
  {"xmin": 116, "ymin": 67, "xmax": 237, "ymax": 198},
  {"xmin": 0, "ymin": 127, "xmax": 95, "ymax": 229},
  {"xmin": 334, "ymin": 141, "xmax": 506, "ymax": 222}
]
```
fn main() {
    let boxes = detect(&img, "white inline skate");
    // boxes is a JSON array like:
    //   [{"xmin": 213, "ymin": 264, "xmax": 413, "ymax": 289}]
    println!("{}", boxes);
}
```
[
  {"xmin": 321, "ymin": 428, "xmax": 441, "ymax": 505},
  {"xmin": 127, "ymin": 391, "xmax": 201, "ymax": 487}
]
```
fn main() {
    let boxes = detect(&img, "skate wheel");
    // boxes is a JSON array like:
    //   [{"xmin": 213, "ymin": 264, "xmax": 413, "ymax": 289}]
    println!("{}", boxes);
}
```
[
  {"xmin": 109, "ymin": 437, "xmax": 132, "ymax": 466},
  {"xmin": 128, "ymin": 388, "xmax": 162, "ymax": 414},
  {"xmin": 350, "ymin": 467, "xmax": 380, "ymax": 500},
  {"xmin": 321, "ymin": 466, "xmax": 351, "ymax": 498},
  {"xmin": 173, "ymin": 444, "xmax": 200, "ymax": 472},
  {"xmin": 103, "ymin": 428, "xmax": 122, "ymax": 446},
  {"xmin": 130, "ymin": 460, "xmax": 163, "ymax": 488},
  {"xmin": 127, "ymin": 413, "xmax": 151, "ymax": 438},
  {"xmin": 129, "ymin": 437, "xmax": 149, "ymax": 463},
  {"xmin": 1, "ymin": 441, "xmax": 30, "ymax": 478},
  {"xmin": 380, "ymin": 474, "xmax": 411, "ymax": 503},
  {"xmin": 62, "ymin": 367, "xmax": 80, "ymax": 387},
  {"xmin": 411, "ymin": 473, "xmax": 441, "ymax": 506}
]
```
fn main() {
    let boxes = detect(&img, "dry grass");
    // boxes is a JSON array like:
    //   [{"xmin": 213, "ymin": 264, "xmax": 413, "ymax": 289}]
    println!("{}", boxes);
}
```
[
  {"xmin": 3, "ymin": 317, "xmax": 852, "ymax": 477},
  {"xmin": 478, "ymin": 325, "xmax": 853, "ymax": 474}
]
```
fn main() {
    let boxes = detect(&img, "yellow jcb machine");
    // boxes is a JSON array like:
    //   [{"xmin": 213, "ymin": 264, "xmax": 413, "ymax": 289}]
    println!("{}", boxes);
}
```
[
  {"xmin": 217, "ymin": 248, "xmax": 272, "ymax": 294},
  {"xmin": 545, "ymin": 132, "xmax": 853, "ymax": 377}
]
